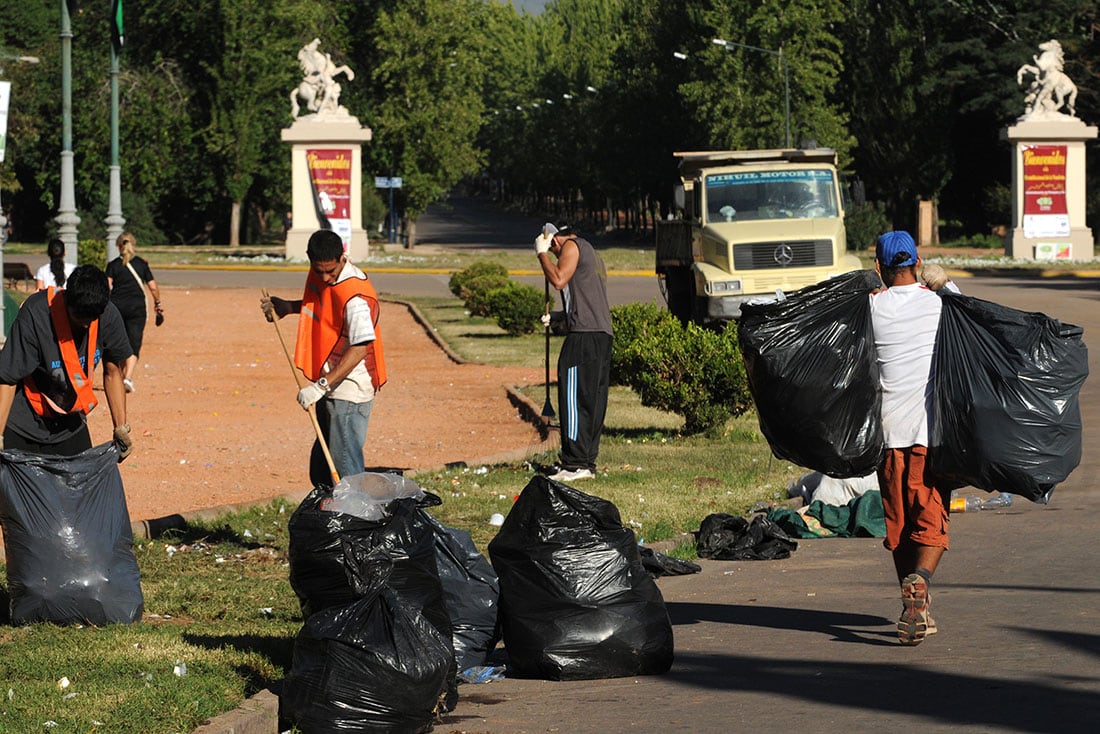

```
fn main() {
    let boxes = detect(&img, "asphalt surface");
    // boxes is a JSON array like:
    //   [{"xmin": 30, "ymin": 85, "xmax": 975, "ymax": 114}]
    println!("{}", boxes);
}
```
[{"xmin": 432, "ymin": 272, "xmax": 1100, "ymax": 734}]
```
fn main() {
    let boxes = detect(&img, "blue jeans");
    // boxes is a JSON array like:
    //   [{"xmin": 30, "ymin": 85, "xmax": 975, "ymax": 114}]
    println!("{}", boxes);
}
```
[{"xmin": 310, "ymin": 397, "xmax": 373, "ymax": 487}]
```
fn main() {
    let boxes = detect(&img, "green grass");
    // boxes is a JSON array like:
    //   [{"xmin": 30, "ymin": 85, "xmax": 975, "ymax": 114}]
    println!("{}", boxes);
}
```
[
  {"xmin": 2, "ymin": 241, "xmax": 658, "ymax": 274},
  {"xmin": 0, "ymin": 287, "xmax": 806, "ymax": 732}
]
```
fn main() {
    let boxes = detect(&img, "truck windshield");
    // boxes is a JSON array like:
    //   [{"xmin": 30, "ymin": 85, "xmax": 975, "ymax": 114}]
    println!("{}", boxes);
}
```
[{"xmin": 704, "ymin": 169, "xmax": 838, "ymax": 222}]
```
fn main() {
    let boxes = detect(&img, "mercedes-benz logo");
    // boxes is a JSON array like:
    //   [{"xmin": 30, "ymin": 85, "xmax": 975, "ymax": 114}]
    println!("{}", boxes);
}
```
[{"xmin": 773, "ymin": 243, "xmax": 794, "ymax": 266}]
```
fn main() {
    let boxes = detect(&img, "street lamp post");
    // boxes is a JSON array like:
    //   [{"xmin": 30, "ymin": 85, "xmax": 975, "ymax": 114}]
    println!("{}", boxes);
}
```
[
  {"xmin": 105, "ymin": 18, "xmax": 125, "ymax": 258},
  {"xmin": 56, "ymin": 0, "xmax": 81, "ymax": 261},
  {"xmin": 712, "ymin": 37, "xmax": 791, "ymax": 148}
]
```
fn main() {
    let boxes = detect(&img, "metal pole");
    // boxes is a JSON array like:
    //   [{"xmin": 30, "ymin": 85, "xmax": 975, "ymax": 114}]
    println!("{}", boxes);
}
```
[
  {"xmin": 106, "ymin": 39, "xmax": 125, "ymax": 260},
  {"xmin": 56, "ymin": 0, "xmax": 80, "ymax": 260},
  {"xmin": 388, "ymin": 183, "xmax": 395, "ymax": 244},
  {"xmin": 713, "ymin": 38, "xmax": 791, "ymax": 148},
  {"xmin": 780, "ymin": 47, "xmax": 790, "ymax": 148}
]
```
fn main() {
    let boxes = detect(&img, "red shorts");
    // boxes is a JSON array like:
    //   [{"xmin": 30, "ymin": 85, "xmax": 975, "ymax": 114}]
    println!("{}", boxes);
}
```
[{"xmin": 878, "ymin": 446, "xmax": 950, "ymax": 551}]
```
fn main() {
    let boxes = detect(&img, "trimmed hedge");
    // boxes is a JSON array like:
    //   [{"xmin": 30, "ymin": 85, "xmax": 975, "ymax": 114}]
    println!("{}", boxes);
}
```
[{"xmin": 611, "ymin": 302, "xmax": 751, "ymax": 436}]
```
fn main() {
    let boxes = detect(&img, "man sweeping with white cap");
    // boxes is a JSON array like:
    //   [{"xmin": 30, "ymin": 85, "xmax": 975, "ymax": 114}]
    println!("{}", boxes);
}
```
[{"xmin": 535, "ymin": 222, "xmax": 613, "ymax": 481}]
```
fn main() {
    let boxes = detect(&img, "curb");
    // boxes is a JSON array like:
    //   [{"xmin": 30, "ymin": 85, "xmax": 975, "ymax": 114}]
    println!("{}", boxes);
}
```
[{"xmin": 190, "ymin": 689, "xmax": 279, "ymax": 734}]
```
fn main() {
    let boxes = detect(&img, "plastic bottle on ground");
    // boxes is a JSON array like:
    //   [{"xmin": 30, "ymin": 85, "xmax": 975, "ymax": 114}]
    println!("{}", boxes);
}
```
[{"xmin": 949, "ymin": 491, "xmax": 1013, "ymax": 513}]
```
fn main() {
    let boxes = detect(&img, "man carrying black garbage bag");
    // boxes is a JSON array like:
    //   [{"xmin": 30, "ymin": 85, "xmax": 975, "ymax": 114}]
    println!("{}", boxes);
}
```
[
  {"xmin": 0, "ymin": 265, "xmax": 134, "ymax": 459},
  {"xmin": 535, "ymin": 223, "xmax": 612, "ymax": 482},
  {"xmin": 870, "ymin": 231, "xmax": 958, "ymax": 646}
]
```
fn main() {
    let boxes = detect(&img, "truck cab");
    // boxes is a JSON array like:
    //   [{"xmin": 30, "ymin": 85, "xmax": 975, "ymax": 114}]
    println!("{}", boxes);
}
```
[{"xmin": 656, "ymin": 148, "xmax": 862, "ymax": 323}]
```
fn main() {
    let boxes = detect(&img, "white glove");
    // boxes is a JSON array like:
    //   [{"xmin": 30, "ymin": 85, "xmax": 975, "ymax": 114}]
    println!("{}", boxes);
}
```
[
  {"xmin": 297, "ymin": 381, "xmax": 326, "ymax": 409},
  {"xmin": 921, "ymin": 263, "xmax": 949, "ymax": 292},
  {"xmin": 540, "ymin": 313, "xmax": 551, "ymax": 328},
  {"xmin": 534, "ymin": 233, "xmax": 552, "ymax": 255}
]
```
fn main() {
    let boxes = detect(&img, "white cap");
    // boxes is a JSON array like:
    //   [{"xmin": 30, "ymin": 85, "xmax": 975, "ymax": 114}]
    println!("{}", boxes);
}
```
[{"xmin": 541, "ymin": 222, "xmax": 559, "ymax": 237}]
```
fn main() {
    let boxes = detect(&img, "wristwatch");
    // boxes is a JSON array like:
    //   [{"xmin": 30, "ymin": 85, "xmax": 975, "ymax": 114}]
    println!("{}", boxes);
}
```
[{"xmin": 317, "ymin": 377, "xmax": 331, "ymax": 393}]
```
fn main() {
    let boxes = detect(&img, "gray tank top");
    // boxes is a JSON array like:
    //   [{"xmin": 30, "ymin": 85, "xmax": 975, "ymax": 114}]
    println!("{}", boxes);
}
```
[{"xmin": 561, "ymin": 237, "xmax": 612, "ymax": 335}]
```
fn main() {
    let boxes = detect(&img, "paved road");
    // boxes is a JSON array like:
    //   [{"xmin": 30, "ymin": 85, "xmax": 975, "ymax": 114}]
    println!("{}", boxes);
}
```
[{"xmin": 437, "ymin": 271, "xmax": 1100, "ymax": 734}]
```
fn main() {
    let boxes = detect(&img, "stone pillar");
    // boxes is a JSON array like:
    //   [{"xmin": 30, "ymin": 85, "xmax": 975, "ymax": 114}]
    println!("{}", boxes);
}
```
[
  {"xmin": 1001, "ymin": 119, "xmax": 1097, "ymax": 260},
  {"xmin": 281, "ymin": 118, "xmax": 372, "ymax": 262}
]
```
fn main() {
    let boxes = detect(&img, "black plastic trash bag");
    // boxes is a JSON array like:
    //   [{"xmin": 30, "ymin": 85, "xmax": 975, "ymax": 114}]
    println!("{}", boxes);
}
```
[
  {"xmin": 695, "ymin": 513, "xmax": 798, "ymax": 561},
  {"xmin": 421, "ymin": 511, "xmax": 501, "ymax": 673},
  {"xmin": 638, "ymin": 547, "xmax": 702, "ymax": 578},
  {"xmin": 0, "ymin": 444, "xmax": 143, "ymax": 625},
  {"xmin": 282, "ymin": 581, "xmax": 453, "ymax": 734},
  {"xmin": 288, "ymin": 487, "xmax": 444, "ymax": 618},
  {"xmin": 488, "ymin": 475, "xmax": 674, "ymax": 681},
  {"xmin": 287, "ymin": 487, "xmax": 457, "ymax": 712},
  {"xmin": 739, "ymin": 270, "xmax": 883, "ymax": 478},
  {"xmin": 930, "ymin": 292, "xmax": 1088, "ymax": 503}
]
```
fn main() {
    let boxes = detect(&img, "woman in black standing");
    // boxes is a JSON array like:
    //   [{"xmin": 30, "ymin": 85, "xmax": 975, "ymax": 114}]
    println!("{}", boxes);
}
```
[{"xmin": 106, "ymin": 231, "xmax": 164, "ymax": 393}]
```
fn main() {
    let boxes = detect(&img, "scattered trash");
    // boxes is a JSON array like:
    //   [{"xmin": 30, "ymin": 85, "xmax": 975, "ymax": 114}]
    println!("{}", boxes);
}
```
[
  {"xmin": 488, "ymin": 513, "xmax": 505, "ymax": 527},
  {"xmin": 57, "ymin": 677, "xmax": 69, "ymax": 690},
  {"xmin": 173, "ymin": 661, "xmax": 187, "ymax": 677},
  {"xmin": 458, "ymin": 666, "xmax": 505, "ymax": 684}
]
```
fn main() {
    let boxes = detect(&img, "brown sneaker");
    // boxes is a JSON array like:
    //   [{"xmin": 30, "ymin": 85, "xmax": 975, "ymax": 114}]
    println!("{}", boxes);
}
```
[{"xmin": 898, "ymin": 573, "xmax": 931, "ymax": 645}]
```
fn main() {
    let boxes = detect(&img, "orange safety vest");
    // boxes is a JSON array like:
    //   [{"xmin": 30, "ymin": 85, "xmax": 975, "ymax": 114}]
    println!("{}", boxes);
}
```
[
  {"xmin": 294, "ymin": 270, "xmax": 387, "ymax": 391},
  {"xmin": 23, "ymin": 287, "xmax": 100, "ymax": 417}
]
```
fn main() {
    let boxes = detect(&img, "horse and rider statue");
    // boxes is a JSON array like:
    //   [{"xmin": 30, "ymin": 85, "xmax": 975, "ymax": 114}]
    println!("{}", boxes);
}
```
[
  {"xmin": 290, "ymin": 38, "xmax": 355, "ymax": 119},
  {"xmin": 1016, "ymin": 39, "xmax": 1078, "ymax": 121}
]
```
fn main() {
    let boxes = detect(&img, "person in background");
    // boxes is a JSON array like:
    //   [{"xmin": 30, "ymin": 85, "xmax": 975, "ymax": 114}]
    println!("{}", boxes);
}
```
[
  {"xmin": 535, "ymin": 223, "xmax": 613, "ymax": 482},
  {"xmin": 35, "ymin": 238, "xmax": 76, "ymax": 291},
  {"xmin": 261, "ymin": 229, "xmax": 386, "ymax": 486},
  {"xmin": 869, "ymin": 231, "xmax": 959, "ymax": 646},
  {"xmin": 0, "ymin": 265, "xmax": 133, "ymax": 461},
  {"xmin": 105, "ymin": 231, "xmax": 164, "ymax": 394}
]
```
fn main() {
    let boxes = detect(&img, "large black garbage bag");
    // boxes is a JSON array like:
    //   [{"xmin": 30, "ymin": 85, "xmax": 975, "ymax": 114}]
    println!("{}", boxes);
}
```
[
  {"xmin": 420, "ymin": 511, "xmax": 500, "ymax": 673},
  {"xmin": 282, "ymin": 581, "xmax": 453, "ymax": 734},
  {"xmin": 0, "ymin": 444, "xmax": 143, "ymax": 625},
  {"xmin": 288, "ymin": 487, "xmax": 444, "ymax": 618},
  {"xmin": 487, "ymin": 475, "xmax": 674, "ymax": 681},
  {"xmin": 695, "ymin": 513, "xmax": 798, "ymax": 560},
  {"xmin": 930, "ymin": 292, "xmax": 1088, "ymax": 503},
  {"xmin": 739, "ymin": 270, "xmax": 883, "ymax": 478},
  {"xmin": 287, "ymin": 487, "xmax": 457, "ymax": 712}
]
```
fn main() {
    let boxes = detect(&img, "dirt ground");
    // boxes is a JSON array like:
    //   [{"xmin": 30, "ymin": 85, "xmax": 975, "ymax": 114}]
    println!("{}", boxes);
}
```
[{"xmin": 76, "ymin": 286, "xmax": 550, "ymax": 524}]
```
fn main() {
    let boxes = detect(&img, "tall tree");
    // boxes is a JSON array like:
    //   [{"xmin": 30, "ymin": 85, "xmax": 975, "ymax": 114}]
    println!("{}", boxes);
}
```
[{"xmin": 366, "ymin": 0, "xmax": 487, "ymax": 246}]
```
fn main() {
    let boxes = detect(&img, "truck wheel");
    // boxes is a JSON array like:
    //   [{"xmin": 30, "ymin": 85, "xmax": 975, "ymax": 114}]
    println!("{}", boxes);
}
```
[{"xmin": 664, "ymin": 271, "xmax": 694, "ymax": 325}]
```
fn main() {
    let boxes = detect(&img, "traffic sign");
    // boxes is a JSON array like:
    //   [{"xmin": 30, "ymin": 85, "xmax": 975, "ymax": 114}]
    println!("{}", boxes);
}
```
[{"xmin": 374, "ymin": 176, "xmax": 403, "ymax": 188}]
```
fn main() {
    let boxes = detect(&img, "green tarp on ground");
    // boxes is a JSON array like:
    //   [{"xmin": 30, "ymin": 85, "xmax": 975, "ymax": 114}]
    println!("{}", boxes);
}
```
[{"xmin": 766, "ymin": 490, "xmax": 885, "ymax": 539}]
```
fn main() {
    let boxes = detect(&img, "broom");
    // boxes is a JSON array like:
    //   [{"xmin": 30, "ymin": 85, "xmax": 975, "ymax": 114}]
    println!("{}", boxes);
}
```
[{"xmin": 261, "ymin": 288, "xmax": 341, "ymax": 486}]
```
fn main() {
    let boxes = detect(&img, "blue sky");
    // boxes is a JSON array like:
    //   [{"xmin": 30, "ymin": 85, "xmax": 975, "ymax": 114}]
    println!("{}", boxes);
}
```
[{"xmin": 513, "ymin": 0, "xmax": 548, "ymax": 14}]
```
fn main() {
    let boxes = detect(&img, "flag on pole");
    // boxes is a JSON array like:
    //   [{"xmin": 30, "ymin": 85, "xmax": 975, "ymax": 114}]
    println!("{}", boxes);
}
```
[{"xmin": 111, "ymin": 0, "xmax": 124, "ymax": 51}]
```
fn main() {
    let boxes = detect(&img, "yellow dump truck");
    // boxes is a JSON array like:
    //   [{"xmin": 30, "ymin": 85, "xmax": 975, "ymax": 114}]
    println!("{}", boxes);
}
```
[{"xmin": 656, "ymin": 148, "xmax": 862, "ymax": 323}]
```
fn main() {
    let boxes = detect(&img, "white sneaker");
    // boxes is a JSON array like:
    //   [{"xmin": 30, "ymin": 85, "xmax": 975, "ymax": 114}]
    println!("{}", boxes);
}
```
[
  {"xmin": 123, "ymin": 378, "xmax": 135, "ymax": 393},
  {"xmin": 549, "ymin": 467, "xmax": 594, "ymax": 482}
]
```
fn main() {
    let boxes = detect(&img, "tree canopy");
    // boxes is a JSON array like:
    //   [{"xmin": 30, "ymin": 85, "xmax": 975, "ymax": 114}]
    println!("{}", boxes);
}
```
[{"xmin": 0, "ymin": 0, "xmax": 1096, "ymax": 246}]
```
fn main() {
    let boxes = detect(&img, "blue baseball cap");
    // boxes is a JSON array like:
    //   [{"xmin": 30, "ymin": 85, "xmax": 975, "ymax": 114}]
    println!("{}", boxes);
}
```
[{"xmin": 876, "ymin": 231, "xmax": 918, "ymax": 267}]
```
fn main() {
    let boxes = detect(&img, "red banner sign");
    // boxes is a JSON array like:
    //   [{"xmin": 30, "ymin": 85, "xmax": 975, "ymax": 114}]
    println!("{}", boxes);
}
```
[
  {"xmin": 307, "ymin": 148, "xmax": 353, "ymax": 248},
  {"xmin": 1021, "ymin": 144, "xmax": 1067, "ymax": 215}
]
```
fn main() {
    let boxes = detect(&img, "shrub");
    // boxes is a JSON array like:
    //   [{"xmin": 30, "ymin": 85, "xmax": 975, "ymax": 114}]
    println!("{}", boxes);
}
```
[
  {"xmin": 487, "ymin": 281, "xmax": 544, "ymax": 336},
  {"xmin": 78, "ymin": 238, "xmax": 107, "ymax": 267},
  {"xmin": 463, "ymin": 273, "xmax": 512, "ymax": 317},
  {"xmin": 610, "ymin": 302, "xmax": 752, "ymax": 436},
  {"xmin": 448, "ymin": 261, "xmax": 509, "ymax": 298},
  {"xmin": 844, "ymin": 200, "xmax": 890, "ymax": 252}
]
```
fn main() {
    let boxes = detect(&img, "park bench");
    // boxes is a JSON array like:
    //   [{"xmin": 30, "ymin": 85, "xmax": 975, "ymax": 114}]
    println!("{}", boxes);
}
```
[{"xmin": 4, "ymin": 262, "xmax": 35, "ymax": 290}]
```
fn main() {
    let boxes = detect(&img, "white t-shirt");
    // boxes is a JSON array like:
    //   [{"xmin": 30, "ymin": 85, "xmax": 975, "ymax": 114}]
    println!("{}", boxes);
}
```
[
  {"xmin": 870, "ymin": 282, "xmax": 950, "ymax": 448},
  {"xmin": 35, "ymin": 262, "xmax": 76, "ymax": 289},
  {"xmin": 324, "ymin": 261, "xmax": 378, "ymax": 403}
]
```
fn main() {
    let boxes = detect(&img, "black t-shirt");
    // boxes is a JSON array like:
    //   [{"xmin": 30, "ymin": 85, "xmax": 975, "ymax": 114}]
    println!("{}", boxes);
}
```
[
  {"xmin": 0, "ymin": 290, "xmax": 133, "ymax": 444},
  {"xmin": 106, "ymin": 256, "xmax": 155, "ymax": 313}
]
